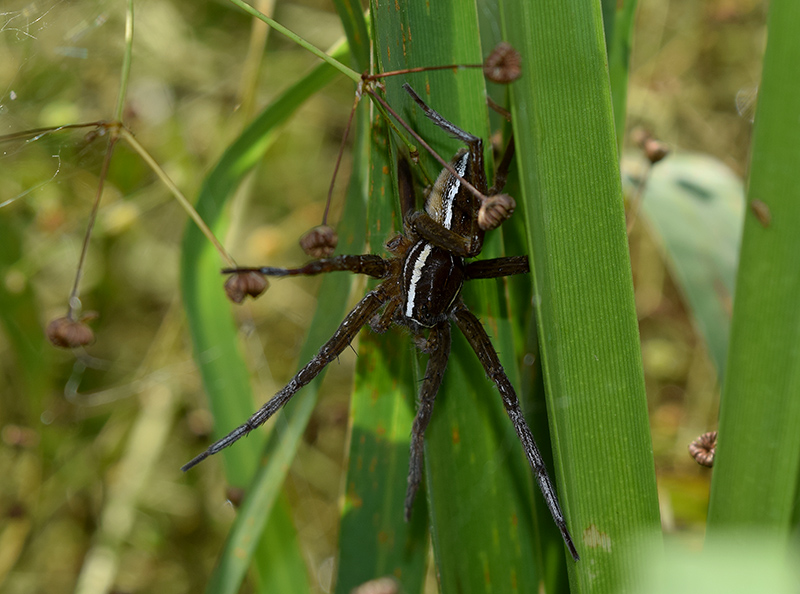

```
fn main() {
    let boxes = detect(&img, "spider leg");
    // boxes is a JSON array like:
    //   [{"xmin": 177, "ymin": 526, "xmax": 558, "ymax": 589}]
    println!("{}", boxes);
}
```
[
  {"xmin": 369, "ymin": 296, "xmax": 401, "ymax": 334},
  {"xmin": 403, "ymin": 83, "xmax": 482, "ymax": 155},
  {"xmin": 403, "ymin": 84, "xmax": 487, "ymax": 202},
  {"xmin": 405, "ymin": 321, "xmax": 451, "ymax": 521},
  {"xmin": 465, "ymin": 256, "xmax": 529, "ymax": 280},
  {"xmin": 488, "ymin": 134, "xmax": 515, "ymax": 196},
  {"xmin": 224, "ymin": 254, "xmax": 390, "ymax": 279},
  {"xmin": 182, "ymin": 281, "xmax": 396, "ymax": 471},
  {"xmin": 452, "ymin": 302, "xmax": 580, "ymax": 561}
]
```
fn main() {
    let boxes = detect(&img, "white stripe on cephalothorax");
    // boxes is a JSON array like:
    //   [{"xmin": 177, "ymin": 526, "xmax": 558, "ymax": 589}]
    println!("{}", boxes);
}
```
[
  {"xmin": 443, "ymin": 152, "xmax": 470, "ymax": 230},
  {"xmin": 404, "ymin": 243, "xmax": 434, "ymax": 318}
]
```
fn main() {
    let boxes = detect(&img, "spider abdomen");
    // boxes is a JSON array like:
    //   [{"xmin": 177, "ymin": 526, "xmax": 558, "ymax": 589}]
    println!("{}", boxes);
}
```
[{"xmin": 402, "ymin": 240, "xmax": 465, "ymax": 327}]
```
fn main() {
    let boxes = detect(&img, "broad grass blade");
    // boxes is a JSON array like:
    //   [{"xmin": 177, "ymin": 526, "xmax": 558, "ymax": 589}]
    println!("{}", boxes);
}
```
[
  {"xmin": 707, "ymin": 0, "xmax": 800, "ymax": 543},
  {"xmin": 502, "ymin": 0, "xmax": 662, "ymax": 590}
]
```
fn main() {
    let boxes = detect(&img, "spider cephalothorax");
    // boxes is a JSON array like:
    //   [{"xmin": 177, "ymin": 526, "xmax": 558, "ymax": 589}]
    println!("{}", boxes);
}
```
[{"xmin": 183, "ymin": 84, "xmax": 579, "ymax": 561}]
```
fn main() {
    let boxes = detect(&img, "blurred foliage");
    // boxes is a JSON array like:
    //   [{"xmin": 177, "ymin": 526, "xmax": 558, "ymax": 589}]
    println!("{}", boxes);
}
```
[{"xmin": 0, "ymin": 0, "xmax": 769, "ymax": 592}]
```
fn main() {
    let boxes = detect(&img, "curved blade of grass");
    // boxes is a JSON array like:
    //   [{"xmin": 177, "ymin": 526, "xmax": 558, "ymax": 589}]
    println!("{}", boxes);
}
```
[
  {"xmin": 335, "ymin": 94, "xmax": 429, "ymax": 591},
  {"xmin": 181, "ymin": 42, "xmax": 348, "ymax": 484},
  {"xmin": 180, "ymin": 43, "xmax": 349, "ymax": 594},
  {"xmin": 706, "ymin": 0, "xmax": 800, "ymax": 542},
  {"xmin": 637, "ymin": 154, "xmax": 745, "ymax": 379},
  {"xmin": 372, "ymin": 1, "xmax": 556, "ymax": 591},
  {"xmin": 502, "ymin": 0, "xmax": 662, "ymax": 590},
  {"xmin": 207, "ymin": 185, "xmax": 368, "ymax": 594}
]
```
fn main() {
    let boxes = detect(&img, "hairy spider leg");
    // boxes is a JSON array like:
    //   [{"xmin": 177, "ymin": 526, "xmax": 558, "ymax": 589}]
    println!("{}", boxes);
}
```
[
  {"xmin": 453, "ymin": 302, "xmax": 580, "ymax": 562},
  {"xmin": 181, "ymin": 281, "xmax": 396, "ymax": 471},
  {"xmin": 403, "ymin": 83, "xmax": 484, "ymax": 157},
  {"xmin": 405, "ymin": 322, "xmax": 451, "ymax": 520},
  {"xmin": 369, "ymin": 297, "xmax": 402, "ymax": 334},
  {"xmin": 489, "ymin": 135, "xmax": 515, "ymax": 196},
  {"xmin": 465, "ymin": 256, "xmax": 529, "ymax": 279},
  {"xmin": 403, "ymin": 84, "xmax": 517, "ymax": 210},
  {"xmin": 404, "ymin": 84, "xmax": 517, "ymax": 201},
  {"xmin": 223, "ymin": 254, "xmax": 390, "ymax": 279}
]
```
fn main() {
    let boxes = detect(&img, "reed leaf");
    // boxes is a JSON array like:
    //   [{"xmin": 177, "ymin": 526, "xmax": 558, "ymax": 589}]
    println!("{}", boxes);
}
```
[
  {"xmin": 706, "ymin": 0, "xmax": 800, "ymax": 543},
  {"xmin": 502, "ymin": 0, "xmax": 662, "ymax": 591}
]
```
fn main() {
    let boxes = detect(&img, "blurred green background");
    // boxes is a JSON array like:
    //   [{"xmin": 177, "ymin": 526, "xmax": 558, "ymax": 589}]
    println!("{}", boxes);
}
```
[{"xmin": 0, "ymin": 0, "xmax": 767, "ymax": 592}]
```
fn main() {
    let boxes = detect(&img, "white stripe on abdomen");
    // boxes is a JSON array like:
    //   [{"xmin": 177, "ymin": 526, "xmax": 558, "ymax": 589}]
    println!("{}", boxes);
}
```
[{"xmin": 405, "ymin": 243, "xmax": 433, "ymax": 318}]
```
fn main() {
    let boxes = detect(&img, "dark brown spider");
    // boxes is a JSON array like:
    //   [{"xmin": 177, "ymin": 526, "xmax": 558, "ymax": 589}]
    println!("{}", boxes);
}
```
[{"xmin": 183, "ymin": 84, "xmax": 579, "ymax": 561}]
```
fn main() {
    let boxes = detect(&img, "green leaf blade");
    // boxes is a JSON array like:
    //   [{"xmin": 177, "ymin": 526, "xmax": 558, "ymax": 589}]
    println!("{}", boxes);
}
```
[
  {"xmin": 707, "ymin": 0, "xmax": 800, "ymax": 539},
  {"xmin": 502, "ymin": 0, "xmax": 662, "ymax": 589}
]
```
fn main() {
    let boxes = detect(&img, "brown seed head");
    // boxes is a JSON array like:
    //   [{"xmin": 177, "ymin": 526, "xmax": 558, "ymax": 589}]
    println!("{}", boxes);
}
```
[
  {"xmin": 46, "ymin": 316, "xmax": 95, "ymax": 348},
  {"xmin": 300, "ymin": 225, "xmax": 338, "ymax": 258},
  {"xmin": 688, "ymin": 431, "xmax": 717, "ymax": 467},
  {"xmin": 483, "ymin": 42, "xmax": 522, "ymax": 84},
  {"xmin": 478, "ymin": 194, "xmax": 516, "ymax": 231},
  {"xmin": 224, "ymin": 271, "xmax": 269, "ymax": 304},
  {"xmin": 643, "ymin": 138, "xmax": 669, "ymax": 164},
  {"xmin": 225, "ymin": 486, "xmax": 246, "ymax": 508}
]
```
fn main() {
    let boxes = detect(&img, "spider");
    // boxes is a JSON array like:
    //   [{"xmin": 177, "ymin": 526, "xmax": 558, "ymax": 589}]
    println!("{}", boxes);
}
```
[{"xmin": 183, "ymin": 83, "xmax": 580, "ymax": 561}]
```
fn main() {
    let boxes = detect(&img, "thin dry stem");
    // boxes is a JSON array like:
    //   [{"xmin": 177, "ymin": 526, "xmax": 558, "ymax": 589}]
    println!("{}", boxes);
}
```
[{"xmin": 67, "ymin": 132, "xmax": 119, "ymax": 320}]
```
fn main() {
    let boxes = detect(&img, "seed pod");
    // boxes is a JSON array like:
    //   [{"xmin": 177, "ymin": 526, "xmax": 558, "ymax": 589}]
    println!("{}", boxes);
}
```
[
  {"xmin": 46, "ymin": 316, "xmax": 95, "ymax": 348},
  {"xmin": 225, "ymin": 487, "xmax": 245, "ymax": 508},
  {"xmin": 643, "ymin": 138, "xmax": 669, "ymax": 164},
  {"xmin": 478, "ymin": 194, "xmax": 516, "ymax": 231},
  {"xmin": 483, "ymin": 42, "xmax": 522, "ymax": 84},
  {"xmin": 300, "ymin": 225, "xmax": 338, "ymax": 258},
  {"xmin": 688, "ymin": 431, "xmax": 717, "ymax": 467},
  {"xmin": 631, "ymin": 127, "xmax": 669, "ymax": 164},
  {"xmin": 224, "ymin": 271, "xmax": 269, "ymax": 304}
]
